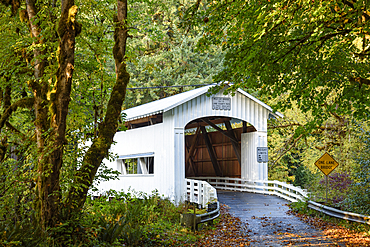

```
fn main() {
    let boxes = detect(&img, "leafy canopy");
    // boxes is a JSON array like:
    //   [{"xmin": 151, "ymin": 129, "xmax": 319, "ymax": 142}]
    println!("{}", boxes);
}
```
[{"xmin": 187, "ymin": 0, "xmax": 370, "ymax": 128}]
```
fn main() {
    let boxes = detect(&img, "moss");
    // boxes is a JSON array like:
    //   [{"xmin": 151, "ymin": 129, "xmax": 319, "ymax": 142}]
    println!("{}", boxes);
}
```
[
  {"xmin": 58, "ymin": 5, "xmax": 81, "ymax": 38},
  {"xmin": 117, "ymin": 64, "xmax": 130, "ymax": 85},
  {"xmin": 68, "ymin": 5, "xmax": 78, "ymax": 22},
  {"xmin": 57, "ymin": 16, "xmax": 67, "ymax": 38},
  {"xmin": 0, "ymin": 0, "xmax": 20, "ymax": 15},
  {"xmin": 19, "ymin": 9, "xmax": 28, "ymax": 23}
]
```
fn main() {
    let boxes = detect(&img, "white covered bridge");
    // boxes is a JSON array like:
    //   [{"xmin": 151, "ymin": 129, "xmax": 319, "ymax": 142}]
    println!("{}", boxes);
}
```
[{"xmin": 96, "ymin": 85, "xmax": 282, "ymax": 203}]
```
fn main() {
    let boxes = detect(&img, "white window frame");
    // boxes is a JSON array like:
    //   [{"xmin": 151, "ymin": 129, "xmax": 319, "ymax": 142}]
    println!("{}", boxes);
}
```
[{"xmin": 117, "ymin": 152, "xmax": 154, "ymax": 176}]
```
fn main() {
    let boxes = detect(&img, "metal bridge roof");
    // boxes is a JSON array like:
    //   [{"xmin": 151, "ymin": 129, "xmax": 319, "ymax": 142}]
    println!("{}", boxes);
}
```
[{"xmin": 123, "ymin": 85, "xmax": 282, "ymax": 122}]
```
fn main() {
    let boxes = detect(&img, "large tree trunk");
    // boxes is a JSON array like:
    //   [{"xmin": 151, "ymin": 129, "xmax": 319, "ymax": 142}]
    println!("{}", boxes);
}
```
[
  {"xmin": 64, "ymin": 0, "xmax": 129, "ymax": 215},
  {"xmin": 4, "ymin": 0, "xmax": 129, "ymax": 228},
  {"xmin": 26, "ymin": 0, "xmax": 51, "ymax": 230},
  {"xmin": 25, "ymin": 0, "xmax": 79, "ymax": 229}
]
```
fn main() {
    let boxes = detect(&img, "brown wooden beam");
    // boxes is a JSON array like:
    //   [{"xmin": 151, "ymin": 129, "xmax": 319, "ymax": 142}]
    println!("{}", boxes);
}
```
[
  {"xmin": 185, "ymin": 143, "xmax": 198, "ymax": 176},
  {"xmin": 200, "ymin": 125, "xmax": 223, "ymax": 177},
  {"xmin": 195, "ymin": 142, "xmax": 240, "ymax": 148},
  {"xmin": 192, "ymin": 158, "xmax": 239, "ymax": 162},
  {"xmin": 125, "ymin": 113, "xmax": 163, "ymax": 128},
  {"xmin": 185, "ymin": 117, "xmax": 231, "ymax": 129},
  {"xmin": 185, "ymin": 132, "xmax": 199, "ymax": 176},
  {"xmin": 224, "ymin": 120, "xmax": 241, "ymax": 166},
  {"xmin": 243, "ymin": 121, "xmax": 247, "ymax": 133},
  {"xmin": 246, "ymin": 125, "xmax": 257, "ymax": 132},
  {"xmin": 186, "ymin": 127, "xmax": 200, "ymax": 165},
  {"xmin": 201, "ymin": 118, "xmax": 238, "ymax": 143}
]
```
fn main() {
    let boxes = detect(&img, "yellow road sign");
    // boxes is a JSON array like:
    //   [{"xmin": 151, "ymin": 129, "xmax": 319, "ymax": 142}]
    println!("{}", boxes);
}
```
[{"xmin": 314, "ymin": 152, "xmax": 339, "ymax": 176}]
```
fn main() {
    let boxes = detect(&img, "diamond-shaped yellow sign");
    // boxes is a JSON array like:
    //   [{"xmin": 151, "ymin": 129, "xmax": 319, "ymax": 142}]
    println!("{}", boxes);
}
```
[{"xmin": 314, "ymin": 152, "xmax": 339, "ymax": 176}]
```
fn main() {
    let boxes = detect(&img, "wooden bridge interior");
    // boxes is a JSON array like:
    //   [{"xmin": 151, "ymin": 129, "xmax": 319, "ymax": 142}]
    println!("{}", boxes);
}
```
[{"xmin": 185, "ymin": 117, "xmax": 256, "ymax": 178}]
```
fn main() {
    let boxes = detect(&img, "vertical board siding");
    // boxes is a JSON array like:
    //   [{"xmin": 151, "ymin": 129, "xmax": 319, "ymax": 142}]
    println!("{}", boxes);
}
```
[
  {"xmin": 174, "ymin": 91, "xmax": 268, "ymax": 131},
  {"xmin": 174, "ymin": 127, "xmax": 185, "ymax": 201},
  {"xmin": 97, "ymin": 116, "xmax": 177, "ymax": 200},
  {"xmin": 99, "ymin": 90, "xmax": 271, "ymax": 202}
]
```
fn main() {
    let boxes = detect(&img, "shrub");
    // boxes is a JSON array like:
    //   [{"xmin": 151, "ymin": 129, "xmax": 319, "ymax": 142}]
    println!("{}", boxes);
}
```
[
  {"xmin": 345, "ymin": 131, "xmax": 370, "ymax": 215},
  {"xmin": 310, "ymin": 172, "xmax": 352, "ymax": 208},
  {"xmin": 0, "ymin": 190, "xmax": 201, "ymax": 246}
]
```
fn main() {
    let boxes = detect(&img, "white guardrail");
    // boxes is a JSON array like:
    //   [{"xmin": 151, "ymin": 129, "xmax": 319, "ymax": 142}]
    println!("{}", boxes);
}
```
[
  {"xmin": 189, "ymin": 177, "xmax": 370, "ymax": 225},
  {"xmin": 185, "ymin": 179, "xmax": 220, "ymax": 227},
  {"xmin": 185, "ymin": 178, "xmax": 218, "ymax": 208}
]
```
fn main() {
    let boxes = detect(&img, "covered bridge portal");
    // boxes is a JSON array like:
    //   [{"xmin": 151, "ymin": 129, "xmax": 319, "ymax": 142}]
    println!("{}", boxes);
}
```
[{"xmin": 97, "ymin": 85, "xmax": 281, "ymax": 202}]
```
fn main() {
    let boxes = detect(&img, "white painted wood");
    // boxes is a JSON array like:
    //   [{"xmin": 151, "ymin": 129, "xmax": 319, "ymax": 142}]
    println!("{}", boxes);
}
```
[
  {"xmin": 174, "ymin": 127, "xmax": 185, "ymax": 203},
  {"xmin": 241, "ymin": 131, "xmax": 268, "ymax": 181},
  {"xmin": 96, "ymin": 122, "xmax": 177, "ymax": 200},
  {"xmin": 139, "ymin": 158, "xmax": 148, "ymax": 174},
  {"xmin": 185, "ymin": 178, "xmax": 217, "ymax": 208},
  {"xmin": 96, "ymin": 86, "xmax": 277, "ymax": 203}
]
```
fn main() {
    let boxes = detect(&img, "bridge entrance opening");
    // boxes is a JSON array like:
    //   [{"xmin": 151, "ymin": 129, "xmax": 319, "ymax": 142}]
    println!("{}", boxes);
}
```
[{"xmin": 184, "ymin": 116, "xmax": 257, "ymax": 178}]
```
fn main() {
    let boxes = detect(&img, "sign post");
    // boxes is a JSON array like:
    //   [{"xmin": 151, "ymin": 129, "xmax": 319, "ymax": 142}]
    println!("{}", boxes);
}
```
[{"xmin": 314, "ymin": 152, "xmax": 339, "ymax": 204}]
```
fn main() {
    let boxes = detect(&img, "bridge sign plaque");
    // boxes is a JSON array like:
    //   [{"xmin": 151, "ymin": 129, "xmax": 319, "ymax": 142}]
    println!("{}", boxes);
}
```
[
  {"xmin": 314, "ymin": 152, "xmax": 339, "ymax": 176},
  {"xmin": 257, "ymin": 147, "xmax": 268, "ymax": 163},
  {"xmin": 212, "ymin": 97, "xmax": 231, "ymax": 110}
]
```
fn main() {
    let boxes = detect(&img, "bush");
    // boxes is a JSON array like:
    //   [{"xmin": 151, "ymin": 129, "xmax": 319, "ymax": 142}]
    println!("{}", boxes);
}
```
[
  {"xmin": 0, "ymin": 190, "xmax": 201, "ymax": 246},
  {"xmin": 309, "ymin": 172, "xmax": 352, "ymax": 208},
  {"xmin": 345, "ymin": 131, "xmax": 370, "ymax": 215}
]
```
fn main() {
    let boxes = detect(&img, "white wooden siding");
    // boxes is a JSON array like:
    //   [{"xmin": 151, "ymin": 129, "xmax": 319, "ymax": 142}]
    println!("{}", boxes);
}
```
[
  {"xmin": 172, "ymin": 91, "xmax": 269, "ymax": 131},
  {"xmin": 97, "ymin": 87, "xmax": 274, "ymax": 202}
]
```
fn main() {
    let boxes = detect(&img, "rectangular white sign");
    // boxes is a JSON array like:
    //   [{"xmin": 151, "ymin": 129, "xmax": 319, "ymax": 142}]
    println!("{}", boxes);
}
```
[
  {"xmin": 257, "ymin": 147, "xmax": 268, "ymax": 163},
  {"xmin": 212, "ymin": 97, "xmax": 231, "ymax": 110}
]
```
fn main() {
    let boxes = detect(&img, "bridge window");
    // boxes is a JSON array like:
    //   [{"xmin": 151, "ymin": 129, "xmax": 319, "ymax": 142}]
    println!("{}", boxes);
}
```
[{"xmin": 117, "ymin": 152, "xmax": 154, "ymax": 175}]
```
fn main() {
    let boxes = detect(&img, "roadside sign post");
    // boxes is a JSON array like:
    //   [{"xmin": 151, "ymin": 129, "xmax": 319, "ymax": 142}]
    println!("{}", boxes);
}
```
[
  {"xmin": 314, "ymin": 152, "xmax": 339, "ymax": 204},
  {"xmin": 326, "ymin": 175, "xmax": 328, "ymax": 204}
]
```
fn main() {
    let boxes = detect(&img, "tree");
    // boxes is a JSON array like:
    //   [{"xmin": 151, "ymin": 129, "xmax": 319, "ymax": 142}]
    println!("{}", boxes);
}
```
[
  {"xmin": 124, "ymin": 2, "xmax": 224, "ymax": 108},
  {"xmin": 0, "ymin": 0, "xmax": 224, "ymax": 234},
  {"xmin": 185, "ymin": 0, "xmax": 369, "ymax": 128},
  {"xmin": 0, "ymin": 0, "xmax": 130, "ymax": 230}
]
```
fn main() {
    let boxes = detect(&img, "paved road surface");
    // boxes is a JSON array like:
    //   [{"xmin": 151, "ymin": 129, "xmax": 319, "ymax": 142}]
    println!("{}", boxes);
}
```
[{"xmin": 217, "ymin": 190, "xmax": 343, "ymax": 246}]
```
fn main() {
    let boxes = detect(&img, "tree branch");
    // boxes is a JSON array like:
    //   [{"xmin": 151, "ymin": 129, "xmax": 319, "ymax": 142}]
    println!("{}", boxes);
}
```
[
  {"xmin": 65, "ymin": 0, "xmax": 130, "ymax": 213},
  {"xmin": 269, "ymin": 123, "xmax": 301, "ymax": 129},
  {"xmin": 0, "ymin": 97, "xmax": 34, "ymax": 131},
  {"xmin": 270, "ymin": 134, "xmax": 303, "ymax": 167},
  {"xmin": 350, "ymin": 76, "xmax": 370, "ymax": 89}
]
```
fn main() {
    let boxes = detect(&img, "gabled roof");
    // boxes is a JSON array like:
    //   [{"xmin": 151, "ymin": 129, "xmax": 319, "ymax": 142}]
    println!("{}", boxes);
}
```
[{"xmin": 123, "ymin": 85, "xmax": 282, "ymax": 121}]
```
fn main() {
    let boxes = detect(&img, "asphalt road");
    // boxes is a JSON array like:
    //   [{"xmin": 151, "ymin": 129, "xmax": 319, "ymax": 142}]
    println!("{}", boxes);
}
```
[{"xmin": 217, "ymin": 190, "xmax": 343, "ymax": 246}]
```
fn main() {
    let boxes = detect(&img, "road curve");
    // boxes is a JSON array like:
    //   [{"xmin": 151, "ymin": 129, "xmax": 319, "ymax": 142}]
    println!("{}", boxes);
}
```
[{"xmin": 217, "ymin": 190, "xmax": 344, "ymax": 246}]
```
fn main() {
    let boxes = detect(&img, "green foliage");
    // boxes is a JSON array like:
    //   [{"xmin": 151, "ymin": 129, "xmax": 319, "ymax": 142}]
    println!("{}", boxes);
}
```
[
  {"xmin": 289, "ymin": 200, "xmax": 311, "ymax": 215},
  {"xmin": 187, "ymin": 0, "xmax": 370, "ymax": 126},
  {"xmin": 309, "ymin": 172, "xmax": 353, "ymax": 208},
  {"xmin": 0, "ymin": 0, "xmax": 226, "ymax": 243},
  {"xmin": 0, "ymin": 190, "xmax": 203, "ymax": 246},
  {"xmin": 81, "ymin": 190, "xmax": 201, "ymax": 246},
  {"xmin": 124, "ymin": 0, "xmax": 224, "ymax": 108},
  {"xmin": 345, "ymin": 130, "xmax": 370, "ymax": 215}
]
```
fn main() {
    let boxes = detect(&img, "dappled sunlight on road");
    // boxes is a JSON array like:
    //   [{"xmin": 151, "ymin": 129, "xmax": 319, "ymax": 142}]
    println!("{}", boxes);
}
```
[{"xmin": 216, "ymin": 191, "xmax": 370, "ymax": 246}]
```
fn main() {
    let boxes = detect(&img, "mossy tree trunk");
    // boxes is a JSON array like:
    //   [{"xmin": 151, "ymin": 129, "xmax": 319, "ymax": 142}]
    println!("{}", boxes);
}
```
[
  {"xmin": 64, "ymin": 0, "xmax": 130, "ymax": 216},
  {"xmin": 1, "ymin": 0, "xmax": 129, "ymax": 230},
  {"xmin": 24, "ymin": 0, "xmax": 81, "ymax": 229}
]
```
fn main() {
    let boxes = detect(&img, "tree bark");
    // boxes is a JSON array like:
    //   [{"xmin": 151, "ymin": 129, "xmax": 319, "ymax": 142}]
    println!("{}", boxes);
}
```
[
  {"xmin": 25, "ymin": 0, "xmax": 51, "ymax": 230},
  {"xmin": 27, "ymin": 0, "xmax": 80, "ymax": 229},
  {"xmin": 64, "ymin": 0, "xmax": 130, "ymax": 214}
]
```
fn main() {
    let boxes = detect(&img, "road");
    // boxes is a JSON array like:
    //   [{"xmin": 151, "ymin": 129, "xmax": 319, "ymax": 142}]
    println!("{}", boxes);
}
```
[{"xmin": 217, "ymin": 190, "xmax": 344, "ymax": 246}]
